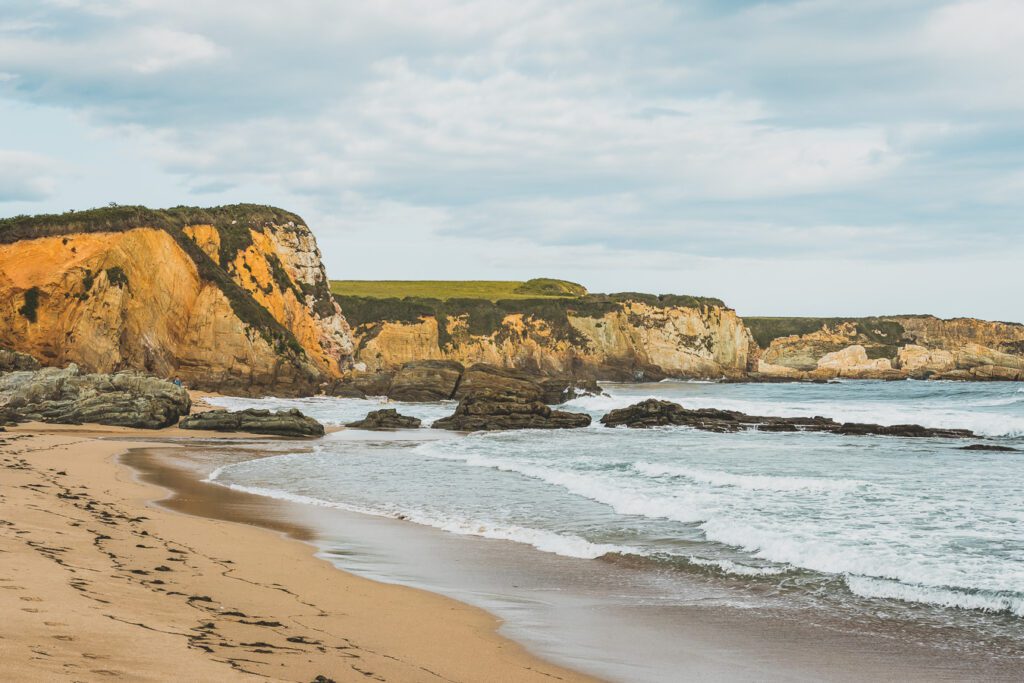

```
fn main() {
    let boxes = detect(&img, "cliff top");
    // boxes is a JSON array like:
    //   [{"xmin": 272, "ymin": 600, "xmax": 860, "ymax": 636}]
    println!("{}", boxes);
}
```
[
  {"xmin": 0, "ymin": 203, "xmax": 305, "ymax": 245},
  {"xmin": 330, "ymin": 278, "xmax": 587, "ymax": 302}
]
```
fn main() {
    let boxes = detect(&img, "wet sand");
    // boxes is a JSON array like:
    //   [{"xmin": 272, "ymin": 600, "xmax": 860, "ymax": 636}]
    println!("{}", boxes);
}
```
[{"xmin": 0, "ymin": 425, "xmax": 595, "ymax": 682}]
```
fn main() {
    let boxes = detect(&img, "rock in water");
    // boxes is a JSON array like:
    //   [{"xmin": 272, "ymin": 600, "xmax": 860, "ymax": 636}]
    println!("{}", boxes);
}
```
[
  {"xmin": 599, "ymin": 398, "xmax": 974, "ymax": 438},
  {"xmin": 958, "ymin": 443, "xmax": 1018, "ymax": 452},
  {"xmin": 0, "ymin": 364, "xmax": 190, "ymax": 429},
  {"xmin": 387, "ymin": 361, "xmax": 464, "ymax": 402},
  {"xmin": 179, "ymin": 408, "xmax": 324, "ymax": 437},
  {"xmin": 346, "ymin": 409, "xmax": 422, "ymax": 430},
  {"xmin": 432, "ymin": 388, "xmax": 591, "ymax": 432}
]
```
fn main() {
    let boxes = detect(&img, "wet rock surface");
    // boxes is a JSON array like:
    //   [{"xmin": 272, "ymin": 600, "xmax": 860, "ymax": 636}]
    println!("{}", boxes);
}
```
[
  {"xmin": 959, "ymin": 443, "xmax": 1018, "ymax": 452},
  {"xmin": 0, "ymin": 365, "xmax": 190, "ymax": 429},
  {"xmin": 599, "ymin": 398, "xmax": 975, "ymax": 438},
  {"xmin": 345, "ymin": 408, "xmax": 422, "ymax": 430},
  {"xmin": 180, "ymin": 408, "xmax": 324, "ymax": 437}
]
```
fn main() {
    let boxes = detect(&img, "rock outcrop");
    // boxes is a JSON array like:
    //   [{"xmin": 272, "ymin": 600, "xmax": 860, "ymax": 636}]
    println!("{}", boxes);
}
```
[
  {"xmin": 746, "ymin": 316, "xmax": 1024, "ymax": 381},
  {"xmin": 432, "ymin": 379, "xmax": 592, "ymax": 431},
  {"xmin": 0, "ymin": 346, "xmax": 40, "ymax": 372},
  {"xmin": 345, "ymin": 409, "xmax": 422, "ymax": 430},
  {"xmin": 338, "ymin": 294, "xmax": 754, "ymax": 381},
  {"xmin": 179, "ymin": 408, "xmax": 324, "ymax": 437},
  {"xmin": 0, "ymin": 205, "xmax": 354, "ymax": 396},
  {"xmin": 599, "ymin": 399, "xmax": 974, "ymax": 438},
  {"xmin": 332, "ymin": 361, "xmax": 603, "ymax": 405},
  {"xmin": 387, "ymin": 360, "xmax": 464, "ymax": 402},
  {"xmin": 0, "ymin": 364, "xmax": 190, "ymax": 429}
]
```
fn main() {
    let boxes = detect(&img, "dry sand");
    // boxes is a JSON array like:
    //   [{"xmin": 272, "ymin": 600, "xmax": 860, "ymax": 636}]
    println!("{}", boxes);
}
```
[{"xmin": 0, "ymin": 424, "xmax": 596, "ymax": 682}]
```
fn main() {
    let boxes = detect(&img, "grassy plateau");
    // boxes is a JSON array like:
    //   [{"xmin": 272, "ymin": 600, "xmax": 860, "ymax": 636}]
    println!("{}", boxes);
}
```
[{"xmin": 330, "ymin": 278, "xmax": 587, "ymax": 301}]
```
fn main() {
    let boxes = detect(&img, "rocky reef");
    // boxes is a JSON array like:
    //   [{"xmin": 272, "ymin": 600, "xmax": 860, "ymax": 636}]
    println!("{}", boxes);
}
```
[
  {"xmin": 180, "ymin": 408, "xmax": 324, "ymax": 437},
  {"xmin": 0, "ymin": 364, "xmax": 190, "ymax": 429},
  {"xmin": 0, "ymin": 205, "xmax": 353, "ymax": 396},
  {"xmin": 746, "ymin": 316, "xmax": 1024, "ymax": 381},
  {"xmin": 599, "ymin": 399, "xmax": 974, "ymax": 438}
]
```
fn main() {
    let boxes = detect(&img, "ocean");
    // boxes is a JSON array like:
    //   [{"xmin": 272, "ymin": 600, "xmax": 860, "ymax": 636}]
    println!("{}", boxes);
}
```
[{"xmin": 197, "ymin": 380, "xmax": 1024, "ymax": 680}]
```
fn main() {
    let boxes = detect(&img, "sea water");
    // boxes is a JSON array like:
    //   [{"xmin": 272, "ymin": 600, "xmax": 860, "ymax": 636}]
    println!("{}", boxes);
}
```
[{"xmin": 203, "ymin": 380, "xmax": 1024, "ymax": 668}]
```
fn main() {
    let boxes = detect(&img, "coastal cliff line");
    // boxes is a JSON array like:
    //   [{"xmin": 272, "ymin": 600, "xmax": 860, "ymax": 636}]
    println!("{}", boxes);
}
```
[
  {"xmin": 2, "ymin": 204, "xmax": 1023, "ymax": 397},
  {"xmin": 337, "ymin": 292, "xmax": 755, "ymax": 382},
  {"xmin": 0, "ymin": 205, "xmax": 353, "ymax": 395}
]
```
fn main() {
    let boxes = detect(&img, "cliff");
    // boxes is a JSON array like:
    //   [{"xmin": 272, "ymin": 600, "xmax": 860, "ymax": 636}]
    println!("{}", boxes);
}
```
[
  {"xmin": 746, "ymin": 316, "xmax": 1024, "ymax": 381},
  {"xmin": 0, "ymin": 205, "xmax": 353, "ymax": 395},
  {"xmin": 336, "ymin": 294, "xmax": 755, "ymax": 381}
]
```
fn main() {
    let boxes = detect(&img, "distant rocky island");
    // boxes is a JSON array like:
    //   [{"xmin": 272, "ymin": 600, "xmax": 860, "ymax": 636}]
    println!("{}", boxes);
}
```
[{"xmin": 2, "ymin": 204, "xmax": 1022, "ymax": 399}]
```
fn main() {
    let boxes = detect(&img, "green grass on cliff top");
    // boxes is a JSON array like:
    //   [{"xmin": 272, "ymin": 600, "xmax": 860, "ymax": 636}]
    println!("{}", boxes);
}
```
[{"xmin": 330, "ymin": 278, "xmax": 587, "ymax": 302}]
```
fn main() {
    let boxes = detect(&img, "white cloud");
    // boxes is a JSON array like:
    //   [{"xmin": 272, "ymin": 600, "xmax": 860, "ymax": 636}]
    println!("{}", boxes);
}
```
[{"xmin": 0, "ymin": 150, "xmax": 62, "ymax": 201}]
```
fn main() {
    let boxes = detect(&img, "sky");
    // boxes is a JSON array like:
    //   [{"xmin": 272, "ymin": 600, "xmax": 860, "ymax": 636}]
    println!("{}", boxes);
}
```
[{"xmin": 1, "ymin": 0, "xmax": 1022, "ymax": 321}]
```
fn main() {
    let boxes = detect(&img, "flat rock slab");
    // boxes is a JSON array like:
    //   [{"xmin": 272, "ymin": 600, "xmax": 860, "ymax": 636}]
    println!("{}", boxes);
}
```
[
  {"xmin": 599, "ymin": 399, "xmax": 974, "ymax": 438},
  {"xmin": 180, "ymin": 408, "xmax": 324, "ymax": 438},
  {"xmin": 346, "ymin": 409, "xmax": 422, "ymax": 430}
]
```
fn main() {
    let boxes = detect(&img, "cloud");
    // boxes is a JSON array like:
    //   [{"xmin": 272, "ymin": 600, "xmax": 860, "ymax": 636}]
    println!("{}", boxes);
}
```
[
  {"xmin": 0, "ymin": 0, "xmax": 1021, "ymax": 319},
  {"xmin": 0, "ymin": 150, "xmax": 62, "ymax": 201}
]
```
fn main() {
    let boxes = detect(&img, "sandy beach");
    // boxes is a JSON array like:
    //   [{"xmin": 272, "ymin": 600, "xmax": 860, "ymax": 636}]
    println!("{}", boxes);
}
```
[{"xmin": 0, "ymin": 424, "xmax": 596, "ymax": 683}]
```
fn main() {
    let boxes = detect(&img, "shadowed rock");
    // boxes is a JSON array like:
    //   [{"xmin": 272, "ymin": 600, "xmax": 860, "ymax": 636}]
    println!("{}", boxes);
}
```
[
  {"xmin": 0, "ymin": 347, "xmax": 40, "ymax": 373},
  {"xmin": 346, "ymin": 409, "xmax": 422, "ymax": 430},
  {"xmin": 959, "ymin": 443, "xmax": 1018, "ymax": 452},
  {"xmin": 180, "ymin": 408, "xmax": 324, "ymax": 437},
  {"xmin": 0, "ymin": 364, "xmax": 190, "ymax": 429},
  {"xmin": 433, "ymin": 388, "xmax": 591, "ymax": 432},
  {"xmin": 388, "ymin": 361, "xmax": 464, "ymax": 402},
  {"xmin": 599, "ymin": 399, "xmax": 974, "ymax": 438}
]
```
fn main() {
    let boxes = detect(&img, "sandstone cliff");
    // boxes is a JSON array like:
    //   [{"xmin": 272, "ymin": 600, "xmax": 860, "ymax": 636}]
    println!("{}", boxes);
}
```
[
  {"xmin": 746, "ymin": 316, "xmax": 1024, "ymax": 381},
  {"xmin": 0, "ymin": 205, "xmax": 353, "ymax": 395},
  {"xmin": 337, "ymin": 294, "xmax": 754, "ymax": 381}
]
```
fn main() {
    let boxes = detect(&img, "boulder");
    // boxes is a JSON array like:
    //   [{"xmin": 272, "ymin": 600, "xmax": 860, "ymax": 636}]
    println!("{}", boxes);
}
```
[
  {"xmin": 179, "ymin": 408, "xmax": 324, "ymax": 437},
  {"xmin": 453, "ymin": 364, "xmax": 543, "ymax": 402},
  {"xmin": 537, "ymin": 376, "xmax": 604, "ymax": 404},
  {"xmin": 600, "ymin": 399, "xmax": 974, "ymax": 438},
  {"xmin": 345, "ymin": 408, "xmax": 422, "ymax": 430},
  {"xmin": 0, "ymin": 347, "xmax": 41, "ymax": 373},
  {"xmin": 387, "ymin": 361, "xmax": 464, "ymax": 402},
  {"xmin": 0, "ymin": 364, "xmax": 190, "ymax": 429},
  {"xmin": 432, "ymin": 389, "xmax": 591, "ymax": 431}
]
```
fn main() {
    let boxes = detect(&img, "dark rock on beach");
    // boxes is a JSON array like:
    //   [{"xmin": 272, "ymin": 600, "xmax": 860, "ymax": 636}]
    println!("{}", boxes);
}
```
[
  {"xmin": 433, "ymin": 382, "xmax": 591, "ymax": 431},
  {"xmin": 0, "ymin": 346, "xmax": 41, "ymax": 373},
  {"xmin": 0, "ymin": 364, "xmax": 190, "ymax": 429},
  {"xmin": 180, "ymin": 408, "xmax": 324, "ymax": 437},
  {"xmin": 346, "ymin": 408, "xmax": 422, "ymax": 430},
  {"xmin": 599, "ymin": 398, "xmax": 975, "ymax": 438},
  {"xmin": 387, "ymin": 360, "xmax": 464, "ymax": 402}
]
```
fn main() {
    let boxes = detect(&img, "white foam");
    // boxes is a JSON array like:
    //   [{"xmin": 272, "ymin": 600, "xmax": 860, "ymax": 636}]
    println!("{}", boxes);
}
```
[
  {"xmin": 846, "ymin": 576, "xmax": 1024, "ymax": 617},
  {"xmin": 684, "ymin": 556, "xmax": 789, "ymax": 577},
  {"xmin": 206, "ymin": 478, "xmax": 635, "ymax": 560},
  {"xmin": 632, "ymin": 462, "xmax": 865, "ymax": 492}
]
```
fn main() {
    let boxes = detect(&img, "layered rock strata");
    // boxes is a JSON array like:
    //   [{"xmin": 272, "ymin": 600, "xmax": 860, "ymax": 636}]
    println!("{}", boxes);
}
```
[
  {"xmin": 179, "ymin": 408, "xmax": 324, "ymax": 437},
  {"xmin": 0, "ymin": 364, "xmax": 190, "ymax": 429}
]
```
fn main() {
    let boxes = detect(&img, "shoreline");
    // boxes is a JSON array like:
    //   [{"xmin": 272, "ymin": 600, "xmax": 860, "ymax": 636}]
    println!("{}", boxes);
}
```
[
  {"xmin": 127, "ymin": 425, "xmax": 1024, "ymax": 682},
  {"xmin": 0, "ymin": 425, "xmax": 596, "ymax": 682}
]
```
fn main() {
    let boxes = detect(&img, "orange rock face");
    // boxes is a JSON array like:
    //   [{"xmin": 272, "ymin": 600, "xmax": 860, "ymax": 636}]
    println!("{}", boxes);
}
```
[{"xmin": 0, "ymin": 215, "xmax": 353, "ymax": 395}]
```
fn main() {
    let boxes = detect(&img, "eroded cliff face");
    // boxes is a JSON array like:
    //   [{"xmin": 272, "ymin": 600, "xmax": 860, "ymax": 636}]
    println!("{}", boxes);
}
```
[
  {"xmin": 350, "ymin": 300, "xmax": 754, "ymax": 380},
  {"xmin": 0, "ymin": 206, "xmax": 353, "ymax": 395},
  {"xmin": 749, "ymin": 316, "xmax": 1024, "ymax": 381}
]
